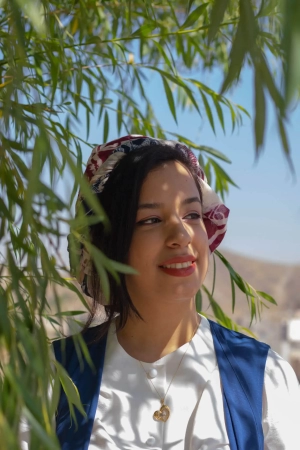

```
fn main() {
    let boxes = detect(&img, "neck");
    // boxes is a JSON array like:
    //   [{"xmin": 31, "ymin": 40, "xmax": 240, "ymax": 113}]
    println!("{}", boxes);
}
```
[{"xmin": 116, "ymin": 298, "xmax": 200, "ymax": 363}]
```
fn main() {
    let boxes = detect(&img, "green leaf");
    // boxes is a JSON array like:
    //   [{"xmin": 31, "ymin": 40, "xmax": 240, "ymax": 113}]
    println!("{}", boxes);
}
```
[
  {"xmin": 103, "ymin": 110, "xmax": 109, "ymax": 143},
  {"xmin": 54, "ymin": 362, "xmax": 87, "ymax": 418},
  {"xmin": 0, "ymin": 198, "xmax": 13, "ymax": 221},
  {"xmin": 161, "ymin": 76, "xmax": 177, "ymax": 124},
  {"xmin": 230, "ymin": 275, "xmax": 236, "ymax": 313},
  {"xmin": 239, "ymin": 0, "xmax": 257, "ymax": 55},
  {"xmin": 209, "ymin": 158, "xmax": 237, "ymax": 186},
  {"xmin": 153, "ymin": 40, "xmax": 174, "ymax": 73},
  {"xmin": 133, "ymin": 67, "xmax": 147, "ymax": 100},
  {"xmin": 236, "ymin": 103, "xmax": 251, "ymax": 119},
  {"xmin": 81, "ymin": 241, "xmax": 112, "ymax": 299},
  {"xmin": 221, "ymin": 19, "xmax": 246, "ymax": 93},
  {"xmin": 189, "ymin": 78, "xmax": 246, "ymax": 130},
  {"xmin": 86, "ymin": 108, "xmax": 90, "ymax": 140},
  {"xmin": 187, "ymin": 0, "xmax": 196, "ymax": 13},
  {"xmin": 204, "ymin": 160, "xmax": 212, "ymax": 186},
  {"xmin": 72, "ymin": 332, "xmax": 94, "ymax": 371},
  {"xmin": 58, "ymin": 149, "xmax": 107, "ymax": 227},
  {"xmin": 212, "ymin": 95, "xmax": 225, "ymax": 133},
  {"xmin": 195, "ymin": 289, "xmax": 202, "ymax": 312},
  {"xmin": 117, "ymin": 98, "xmax": 122, "ymax": 134},
  {"xmin": 258, "ymin": 55, "xmax": 284, "ymax": 112},
  {"xmin": 277, "ymin": 115, "xmax": 294, "ymax": 173},
  {"xmin": 256, "ymin": 291, "xmax": 277, "ymax": 305},
  {"xmin": 256, "ymin": 0, "xmax": 277, "ymax": 17},
  {"xmin": 180, "ymin": 3, "xmax": 208, "ymax": 30},
  {"xmin": 22, "ymin": 407, "xmax": 59, "ymax": 450},
  {"xmin": 227, "ymin": 101, "xmax": 237, "ymax": 133},
  {"xmin": 283, "ymin": 0, "xmax": 300, "ymax": 104},
  {"xmin": 202, "ymin": 285, "xmax": 234, "ymax": 329},
  {"xmin": 211, "ymin": 254, "xmax": 216, "ymax": 297},
  {"xmin": 215, "ymin": 250, "xmax": 254, "ymax": 297},
  {"xmin": 167, "ymin": 134, "xmax": 231, "ymax": 163},
  {"xmin": 208, "ymin": 0, "xmax": 230, "ymax": 42},
  {"xmin": 254, "ymin": 71, "xmax": 266, "ymax": 151},
  {"xmin": 106, "ymin": 260, "xmax": 138, "ymax": 275},
  {"xmin": 22, "ymin": 133, "xmax": 47, "ymax": 230},
  {"xmin": 0, "ymin": 284, "xmax": 11, "ymax": 344},
  {"xmin": 130, "ymin": 23, "xmax": 157, "ymax": 37},
  {"xmin": 50, "ymin": 375, "xmax": 62, "ymax": 419},
  {"xmin": 200, "ymin": 91, "xmax": 215, "ymax": 134}
]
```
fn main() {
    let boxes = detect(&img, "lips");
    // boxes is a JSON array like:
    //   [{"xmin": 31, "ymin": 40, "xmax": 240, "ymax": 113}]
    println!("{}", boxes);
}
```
[
  {"xmin": 159, "ymin": 263, "xmax": 196, "ymax": 277},
  {"xmin": 158, "ymin": 255, "xmax": 196, "ymax": 277},
  {"xmin": 159, "ymin": 255, "xmax": 196, "ymax": 266}
]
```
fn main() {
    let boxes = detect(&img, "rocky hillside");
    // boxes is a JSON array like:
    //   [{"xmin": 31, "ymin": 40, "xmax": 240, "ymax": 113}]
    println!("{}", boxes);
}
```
[{"xmin": 204, "ymin": 249, "xmax": 300, "ymax": 353}]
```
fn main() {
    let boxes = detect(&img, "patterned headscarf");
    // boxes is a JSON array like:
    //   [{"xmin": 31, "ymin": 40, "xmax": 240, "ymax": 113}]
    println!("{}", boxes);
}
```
[{"xmin": 71, "ymin": 135, "xmax": 230, "ymax": 297}]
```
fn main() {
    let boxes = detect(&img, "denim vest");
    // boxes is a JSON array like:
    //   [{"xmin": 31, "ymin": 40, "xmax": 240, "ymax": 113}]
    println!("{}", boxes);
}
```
[{"xmin": 53, "ymin": 320, "xmax": 269, "ymax": 450}]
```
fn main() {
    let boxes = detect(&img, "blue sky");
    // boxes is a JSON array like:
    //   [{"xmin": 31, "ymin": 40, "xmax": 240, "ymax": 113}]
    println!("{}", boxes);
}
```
[
  {"xmin": 172, "ymin": 69, "xmax": 300, "ymax": 264},
  {"xmin": 79, "ymin": 66, "xmax": 299, "ymax": 265}
]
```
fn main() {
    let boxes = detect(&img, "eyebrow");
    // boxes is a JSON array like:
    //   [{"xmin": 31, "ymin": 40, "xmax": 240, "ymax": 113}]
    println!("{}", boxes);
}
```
[{"xmin": 137, "ymin": 196, "xmax": 201, "ymax": 210}]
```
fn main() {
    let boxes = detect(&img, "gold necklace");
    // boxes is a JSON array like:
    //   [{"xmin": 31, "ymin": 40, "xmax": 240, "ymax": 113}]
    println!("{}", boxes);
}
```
[{"xmin": 139, "ymin": 319, "xmax": 199, "ymax": 423}]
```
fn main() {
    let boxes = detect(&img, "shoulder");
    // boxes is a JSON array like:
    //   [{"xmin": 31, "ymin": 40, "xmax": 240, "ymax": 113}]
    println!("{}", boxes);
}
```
[
  {"xmin": 52, "ymin": 322, "xmax": 107, "ymax": 365},
  {"xmin": 265, "ymin": 348, "xmax": 299, "ymax": 390},
  {"xmin": 263, "ymin": 349, "xmax": 300, "ymax": 448},
  {"xmin": 207, "ymin": 318, "xmax": 270, "ymax": 355}
]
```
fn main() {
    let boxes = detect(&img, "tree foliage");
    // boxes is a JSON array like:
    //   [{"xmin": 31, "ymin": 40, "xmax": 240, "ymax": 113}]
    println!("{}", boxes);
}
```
[{"xmin": 0, "ymin": 0, "xmax": 298, "ymax": 448}]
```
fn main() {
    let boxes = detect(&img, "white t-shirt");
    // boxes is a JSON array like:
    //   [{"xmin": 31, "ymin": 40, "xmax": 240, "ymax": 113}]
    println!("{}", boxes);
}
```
[
  {"xmin": 89, "ymin": 315, "xmax": 300, "ymax": 449},
  {"xmin": 20, "ymin": 315, "xmax": 300, "ymax": 449}
]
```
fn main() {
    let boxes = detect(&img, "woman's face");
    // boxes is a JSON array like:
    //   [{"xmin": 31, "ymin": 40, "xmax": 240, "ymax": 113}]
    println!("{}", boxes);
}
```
[{"xmin": 125, "ymin": 160, "xmax": 209, "ymax": 309}]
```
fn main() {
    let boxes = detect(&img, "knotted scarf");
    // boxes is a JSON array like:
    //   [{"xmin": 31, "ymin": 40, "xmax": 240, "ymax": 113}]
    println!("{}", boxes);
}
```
[{"xmin": 70, "ymin": 135, "xmax": 230, "ymax": 297}]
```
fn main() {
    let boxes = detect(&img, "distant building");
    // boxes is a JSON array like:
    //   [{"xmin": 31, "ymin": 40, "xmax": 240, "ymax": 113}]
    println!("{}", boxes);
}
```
[{"xmin": 281, "ymin": 313, "xmax": 300, "ymax": 381}]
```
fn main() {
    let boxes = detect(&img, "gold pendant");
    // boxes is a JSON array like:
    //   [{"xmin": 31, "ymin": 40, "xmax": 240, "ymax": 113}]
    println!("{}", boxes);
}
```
[{"xmin": 153, "ymin": 403, "xmax": 170, "ymax": 422}]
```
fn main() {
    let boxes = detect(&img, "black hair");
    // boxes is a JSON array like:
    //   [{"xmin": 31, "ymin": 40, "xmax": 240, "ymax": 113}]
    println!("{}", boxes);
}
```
[{"xmin": 84, "ymin": 143, "xmax": 202, "ymax": 338}]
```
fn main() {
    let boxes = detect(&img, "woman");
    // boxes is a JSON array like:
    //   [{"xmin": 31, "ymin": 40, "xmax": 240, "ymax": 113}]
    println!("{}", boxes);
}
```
[{"xmin": 24, "ymin": 135, "xmax": 300, "ymax": 449}]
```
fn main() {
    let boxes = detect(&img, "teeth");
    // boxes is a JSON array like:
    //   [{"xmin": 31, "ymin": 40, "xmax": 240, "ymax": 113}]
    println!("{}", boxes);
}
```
[{"xmin": 162, "ymin": 262, "xmax": 192, "ymax": 269}]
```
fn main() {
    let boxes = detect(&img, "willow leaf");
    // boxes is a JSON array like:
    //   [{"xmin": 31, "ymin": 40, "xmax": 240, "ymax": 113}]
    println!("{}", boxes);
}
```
[
  {"xmin": 180, "ymin": 3, "xmax": 208, "ymax": 30},
  {"xmin": 256, "ymin": 291, "xmax": 277, "ymax": 305},
  {"xmin": 208, "ymin": 0, "xmax": 230, "ymax": 43},
  {"xmin": 212, "ymin": 96, "xmax": 225, "ymax": 133},
  {"xmin": 54, "ymin": 362, "xmax": 86, "ymax": 418},
  {"xmin": 254, "ymin": 71, "xmax": 266, "ymax": 151},
  {"xmin": 130, "ymin": 23, "xmax": 157, "ymax": 37},
  {"xmin": 117, "ymin": 98, "xmax": 122, "ymax": 134},
  {"xmin": 200, "ymin": 91, "xmax": 215, "ymax": 134},
  {"xmin": 103, "ymin": 110, "xmax": 109, "ymax": 143},
  {"xmin": 161, "ymin": 76, "xmax": 177, "ymax": 124},
  {"xmin": 221, "ymin": 18, "xmax": 247, "ymax": 93}
]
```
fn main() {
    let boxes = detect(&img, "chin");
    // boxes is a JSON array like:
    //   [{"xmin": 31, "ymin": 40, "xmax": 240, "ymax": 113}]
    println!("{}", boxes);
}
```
[{"xmin": 166, "ymin": 283, "xmax": 201, "ymax": 301}]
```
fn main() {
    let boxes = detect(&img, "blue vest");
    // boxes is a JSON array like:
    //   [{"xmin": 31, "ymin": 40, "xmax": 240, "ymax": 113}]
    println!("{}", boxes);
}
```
[{"xmin": 53, "ymin": 320, "xmax": 270, "ymax": 450}]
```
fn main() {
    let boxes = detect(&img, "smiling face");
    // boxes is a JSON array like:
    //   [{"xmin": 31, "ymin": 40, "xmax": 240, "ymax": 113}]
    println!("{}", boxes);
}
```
[{"xmin": 125, "ymin": 160, "xmax": 209, "ymax": 310}]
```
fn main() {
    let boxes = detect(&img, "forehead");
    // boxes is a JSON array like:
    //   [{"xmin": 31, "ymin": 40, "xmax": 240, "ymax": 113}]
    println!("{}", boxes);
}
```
[{"xmin": 139, "ymin": 161, "xmax": 199, "ymax": 199}]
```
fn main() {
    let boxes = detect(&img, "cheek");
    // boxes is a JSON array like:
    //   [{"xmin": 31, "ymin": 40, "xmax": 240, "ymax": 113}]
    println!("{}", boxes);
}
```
[
  {"xmin": 196, "ymin": 223, "xmax": 209, "ymax": 249},
  {"xmin": 195, "ymin": 228, "xmax": 210, "ymax": 269},
  {"xmin": 127, "ymin": 234, "xmax": 156, "ymax": 270}
]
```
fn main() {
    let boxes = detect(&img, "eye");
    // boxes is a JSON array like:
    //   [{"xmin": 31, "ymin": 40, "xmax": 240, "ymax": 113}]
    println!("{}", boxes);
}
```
[
  {"xmin": 137, "ymin": 217, "xmax": 161, "ymax": 225},
  {"xmin": 184, "ymin": 212, "xmax": 202, "ymax": 220}
]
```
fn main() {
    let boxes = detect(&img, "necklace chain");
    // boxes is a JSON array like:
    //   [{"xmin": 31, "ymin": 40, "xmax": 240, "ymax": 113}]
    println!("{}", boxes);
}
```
[{"xmin": 139, "ymin": 318, "xmax": 199, "ymax": 420}]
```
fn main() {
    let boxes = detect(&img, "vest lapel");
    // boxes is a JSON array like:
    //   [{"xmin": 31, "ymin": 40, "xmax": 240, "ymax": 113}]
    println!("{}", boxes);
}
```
[
  {"xmin": 53, "ymin": 327, "xmax": 108, "ymax": 450},
  {"xmin": 208, "ymin": 319, "xmax": 269, "ymax": 450}
]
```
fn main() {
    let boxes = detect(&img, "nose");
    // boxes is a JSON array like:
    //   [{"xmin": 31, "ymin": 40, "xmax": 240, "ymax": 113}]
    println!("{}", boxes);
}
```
[{"xmin": 165, "ymin": 218, "xmax": 192, "ymax": 248}]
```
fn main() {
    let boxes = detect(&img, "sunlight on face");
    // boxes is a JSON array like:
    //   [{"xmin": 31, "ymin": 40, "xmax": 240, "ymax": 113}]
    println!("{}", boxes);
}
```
[{"xmin": 126, "ymin": 161, "xmax": 209, "ymax": 310}]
